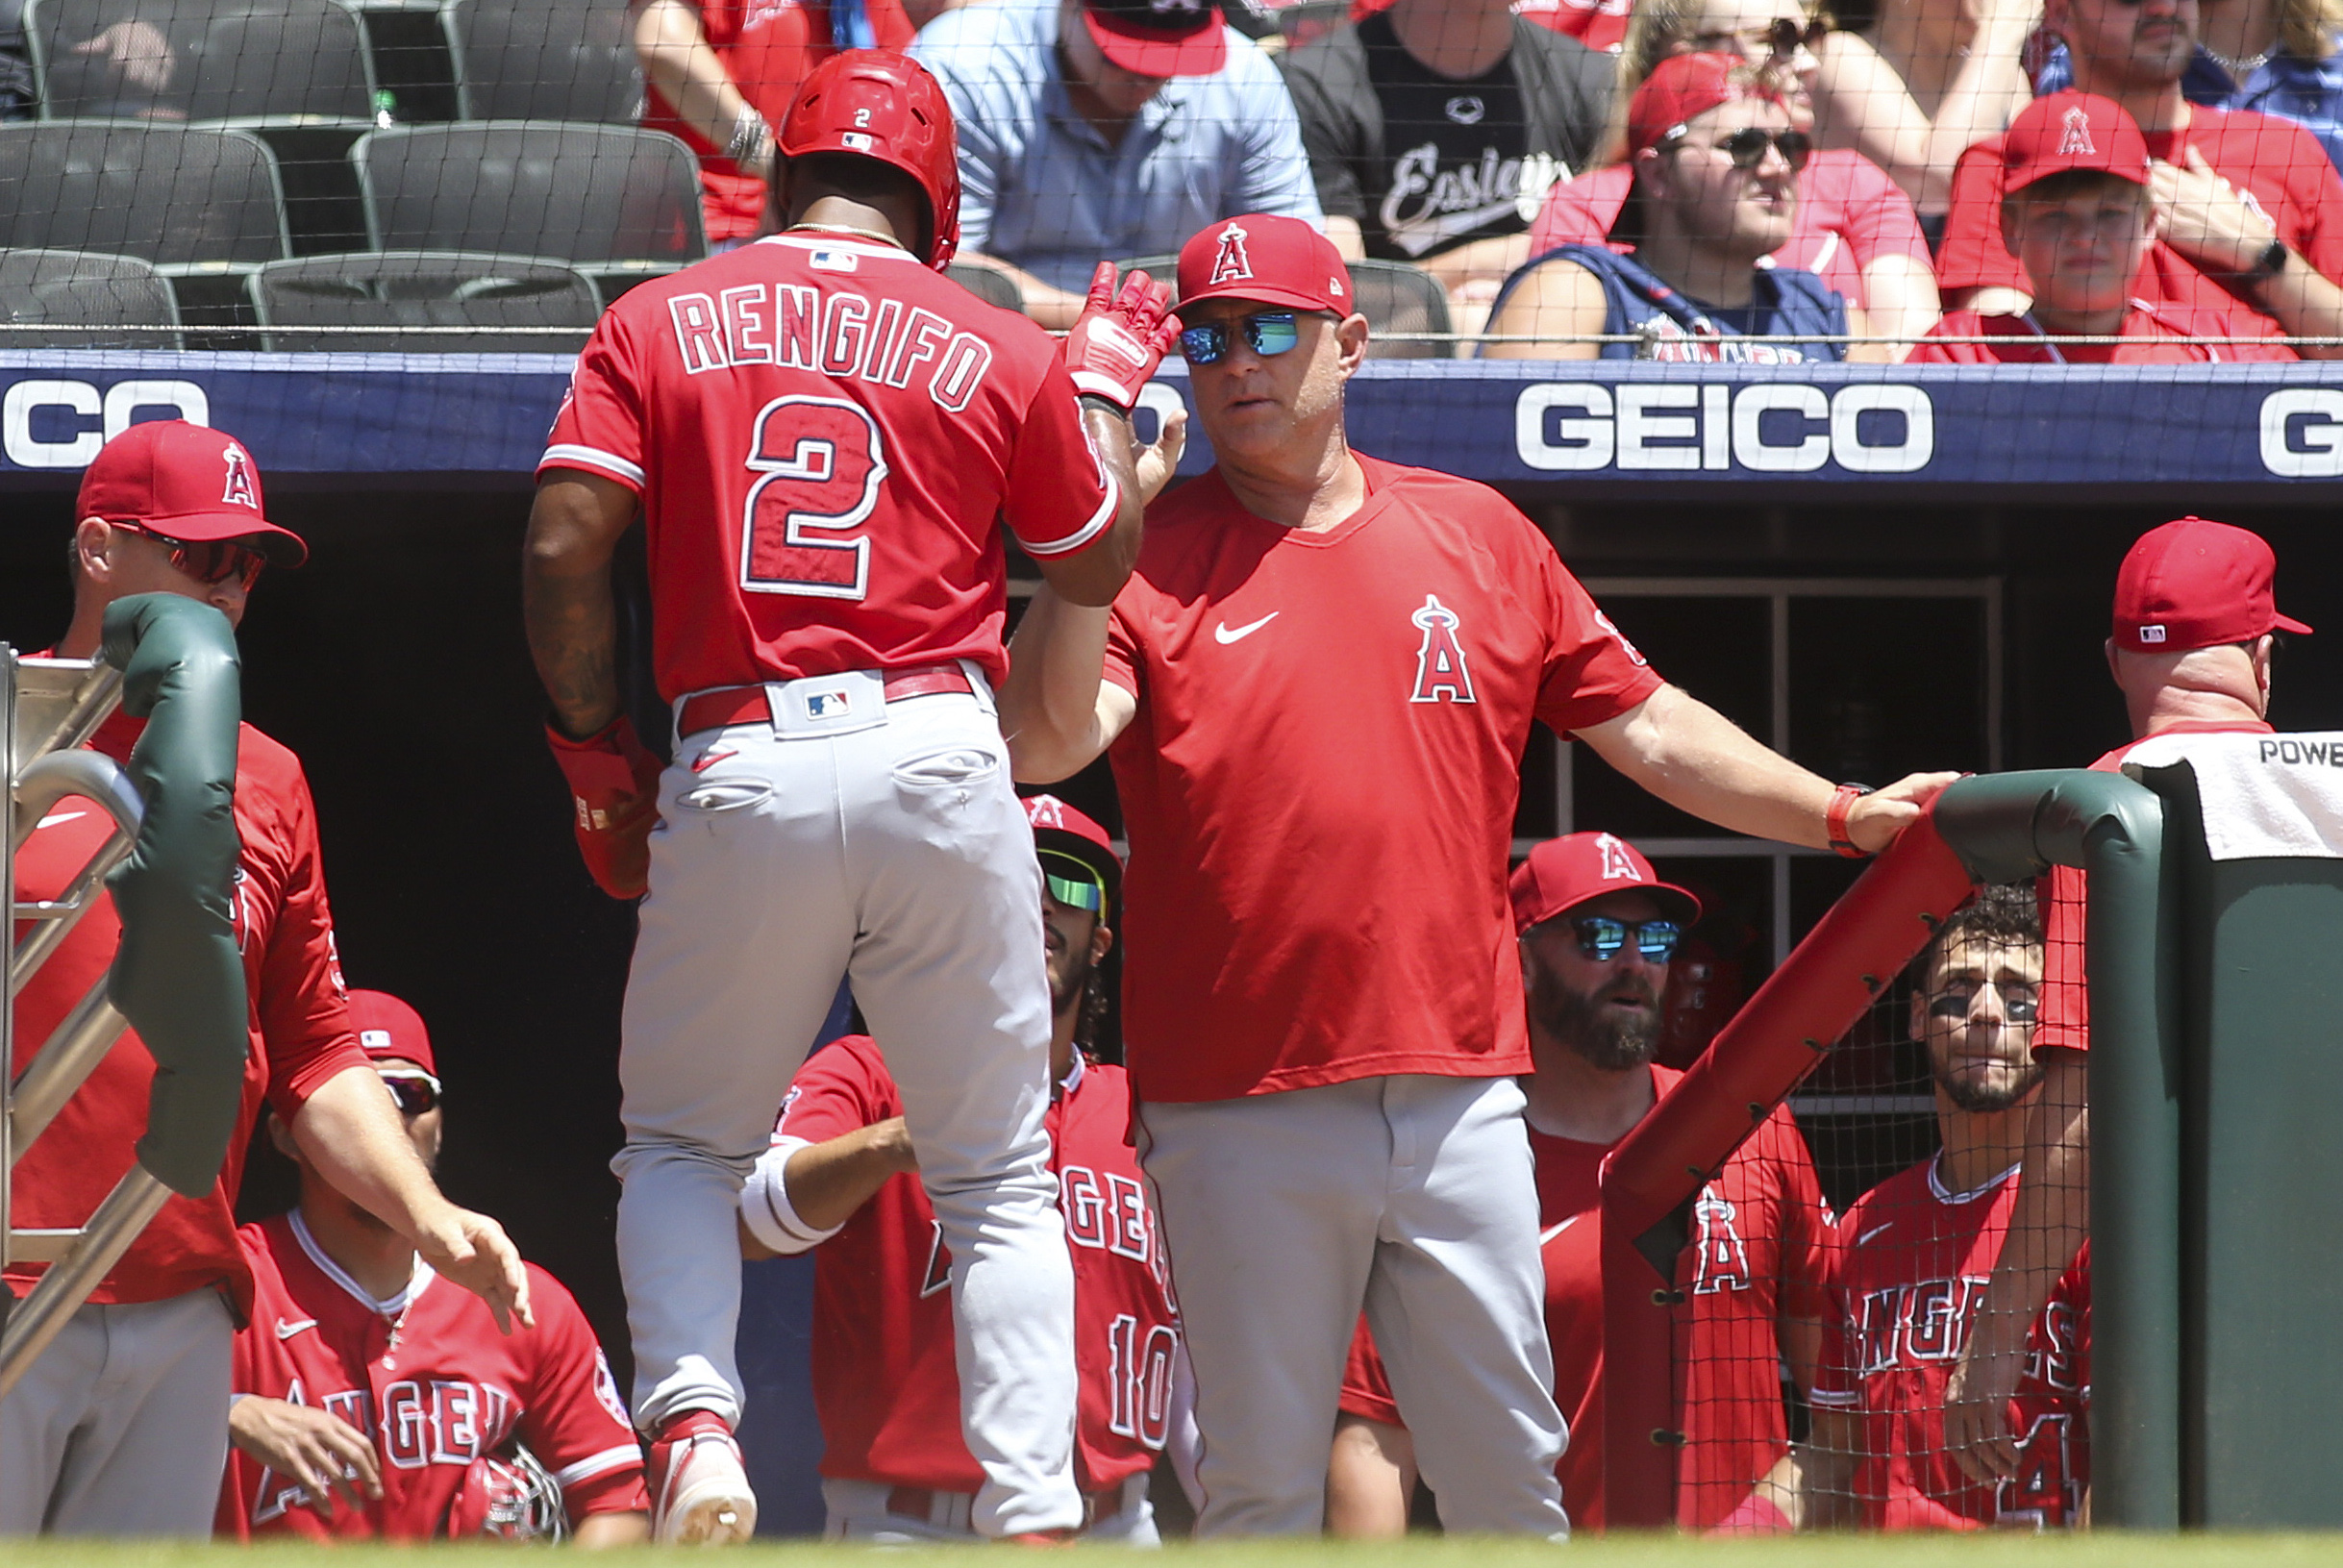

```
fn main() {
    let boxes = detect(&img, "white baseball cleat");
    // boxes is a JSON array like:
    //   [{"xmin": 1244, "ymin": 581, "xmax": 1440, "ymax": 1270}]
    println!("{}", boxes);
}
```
[{"xmin": 647, "ymin": 1410, "xmax": 759, "ymax": 1544}]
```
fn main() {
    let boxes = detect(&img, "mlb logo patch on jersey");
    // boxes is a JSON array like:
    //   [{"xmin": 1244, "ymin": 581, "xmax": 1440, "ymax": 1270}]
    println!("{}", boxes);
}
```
[
  {"xmin": 809, "ymin": 248, "xmax": 860, "ymax": 272},
  {"xmin": 802, "ymin": 687, "xmax": 858, "ymax": 720}
]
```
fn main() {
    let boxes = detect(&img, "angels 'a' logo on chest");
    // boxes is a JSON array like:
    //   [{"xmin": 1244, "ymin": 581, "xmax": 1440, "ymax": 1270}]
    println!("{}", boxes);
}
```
[{"xmin": 1408, "ymin": 594, "xmax": 1476, "ymax": 704}]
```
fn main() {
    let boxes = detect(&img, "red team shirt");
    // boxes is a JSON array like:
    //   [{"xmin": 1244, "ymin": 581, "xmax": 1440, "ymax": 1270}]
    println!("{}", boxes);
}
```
[
  {"xmin": 217, "ymin": 1213, "xmax": 647, "ymax": 1539},
  {"xmin": 1340, "ymin": 1067, "xmax": 1832, "ymax": 1530},
  {"xmin": 6, "ymin": 712, "xmax": 367, "ymax": 1315},
  {"xmin": 1912, "ymin": 304, "xmax": 2297, "ymax": 362},
  {"xmin": 542, "ymin": 233, "xmax": 1116, "ymax": 699},
  {"xmin": 1812, "ymin": 1157, "xmax": 2092, "ymax": 1529},
  {"xmin": 1101, "ymin": 459, "xmax": 1661, "ymax": 1103},
  {"xmin": 774, "ymin": 1037, "xmax": 1180, "ymax": 1495}
]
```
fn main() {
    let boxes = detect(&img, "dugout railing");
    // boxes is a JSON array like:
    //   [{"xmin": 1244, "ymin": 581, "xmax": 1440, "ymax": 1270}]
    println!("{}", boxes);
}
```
[
  {"xmin": 1598, "ymin": 769, "xmax": 2173, "ymax": 1529},
  {"xmin": 0, "ymin": 594, "xmax": 252, "ymax": 1398}
]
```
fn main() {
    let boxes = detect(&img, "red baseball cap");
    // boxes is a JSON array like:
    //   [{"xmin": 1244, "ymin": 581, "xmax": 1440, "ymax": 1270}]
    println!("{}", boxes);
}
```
[
  {"xmin": 1177, "ymin": 213, "xmax": 1355, "ymax": 313},
  {"xmin": 1509, "ymin": 832, "xmax": 1702, "ymax": 934},
  {"xmin": 1080, "ymin": 0, "xmax": 1225, "ymax": 81},
  {"xmin": 348, "ymin": 988, "xmax": 437, "ymax": 1080},
  {"xmin": 2112, "ymin": 516, "xmax": 2310, "ymax": 653},
  {"xmin": 2001, "ymin": 91, "xmax": 2152, "ymax": 194},
  {"xmin": 75, "ymin": 420, "xmax": 308, "ymax": 567},
  {"xmin": 1627, "ymin": 52, "xmax": 1776, "ymax": 160},
  {"xmin": 1026, "ymin": 793, "xmax": 1122, "ymax": 912}
]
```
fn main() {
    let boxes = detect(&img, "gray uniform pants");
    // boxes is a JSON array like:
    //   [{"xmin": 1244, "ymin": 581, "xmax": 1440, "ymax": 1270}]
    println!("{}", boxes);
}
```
[
  {"xmin": 1137, "ymin": 1074, "xmax": 1569, "ymax": 1538},
  {"xmin": 0, "ymin": 1289, "xmax": 233, "ymax": 1535}
]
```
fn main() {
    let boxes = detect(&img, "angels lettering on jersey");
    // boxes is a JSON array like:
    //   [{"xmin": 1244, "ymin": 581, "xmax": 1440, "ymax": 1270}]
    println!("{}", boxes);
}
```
[
  {"xmin": 1634, "ymin": 316, "xmax": 1820, "ymax": 364},
  {"xmin": 246, "ymin": 1376, "xmax": 524, "ymax": 1525}
]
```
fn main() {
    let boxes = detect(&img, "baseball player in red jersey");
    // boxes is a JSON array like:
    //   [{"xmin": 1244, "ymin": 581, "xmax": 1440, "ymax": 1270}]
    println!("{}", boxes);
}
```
[
  {"xmin": 522, "ymin": 49, "xmax": 1179, "ymax": 1542},
  {"xmin": 219, "ymin": 990, "xmax": 649, "ymax": 1544},
  {"xmin": 1946, "ymin": 517, "xmax": 2299, "ymax": 1481},
  {"xmin": 1000, "ymin": 212, "xmax": 1952, "ymax": 1536},
  {"xmin": 1328, "ymin": 834, "xmax": 1833, "ymax": 1535},
  {"xmin": 737, "ymin": 797, "xmax": 1188, "ymax": 1542},
  {"xmin": 2, "ymin": 421, "xmax": 529, "ymax": 1537},
  {"xmin": 1809, "ymin": 885, "xmax": 2092, "ymax": 1530}
]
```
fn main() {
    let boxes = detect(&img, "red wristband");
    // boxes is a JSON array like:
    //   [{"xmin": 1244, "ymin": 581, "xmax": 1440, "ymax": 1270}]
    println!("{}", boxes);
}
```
[{"xmin": 1827, "ymin": 783, "xmax": 1873, "ymax": 859}]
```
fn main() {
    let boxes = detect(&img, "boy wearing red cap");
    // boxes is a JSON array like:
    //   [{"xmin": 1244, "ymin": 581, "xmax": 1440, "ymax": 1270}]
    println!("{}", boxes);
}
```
[
  {"xmin": 1330, "ymin": 834, "xmax": 1833, "ymax": 1535},
  {"xmin": 3, "ymin": 422, "xmax": 529, "ymax": 1537},
  {"xmin": 220, "ymin": 991, "xmax": 651, "ymax": 1544},
  {"xmin": 1915, "ymin": 93, "xmax": 2296, "ymax": 361},
  {"xmin": 1483, "ymin": 54, "xmax": 1887, "ymax": 361},
  {"xmin": 1944, "ymin": 517, "xmax": 2306, "ymax": 1482},
  {"xmin": 1000, "ymin": 211, "xmax": 1950, "ymax": 1535}
]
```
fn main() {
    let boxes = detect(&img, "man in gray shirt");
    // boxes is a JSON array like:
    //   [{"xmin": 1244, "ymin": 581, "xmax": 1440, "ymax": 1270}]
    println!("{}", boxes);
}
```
[{"xmin": 913, "ymin": 0, "xmax": 1322, "ymax": 326}]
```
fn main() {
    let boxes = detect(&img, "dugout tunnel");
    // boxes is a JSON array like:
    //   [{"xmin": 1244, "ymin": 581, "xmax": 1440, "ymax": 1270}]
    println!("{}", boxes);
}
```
[{"xmin": 7, "ymin": 359, "xmax": 2343, "ymax": 1531}]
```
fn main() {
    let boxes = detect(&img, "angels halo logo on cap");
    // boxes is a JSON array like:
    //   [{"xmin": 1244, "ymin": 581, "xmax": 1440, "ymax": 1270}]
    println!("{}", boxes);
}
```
[
  {"xmin": 2058, "ymin": 105, "xmax": 2096, "ymax": 157},
  {"xmin": 1210, "ymin": 221, "xmax": 1255, "ymax": 286}
]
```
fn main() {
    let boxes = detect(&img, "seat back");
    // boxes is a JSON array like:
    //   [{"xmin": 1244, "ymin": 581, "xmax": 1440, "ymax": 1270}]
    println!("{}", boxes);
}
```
[
  {"xmin": 249, "ymin": 249, "xmax": 599, "ymax": 351},
  {"xmin": 30, "ymin": 0, "xmax": 376, "ymax": 124},
  {"xmin": 0, "ymin": 248, "xmax": 182, "ymax": 348},
  {"xmin": 1114, "ymin": 252, "xmax": 1454, "ymax": 358},
  {"xmin": 946, "ymin": 262, "xmax": 1023, "ymax": 314},
  {"xmin": 445, "ymin": 0, "xmax": 641, "ymax": 123},
  {"xmin": 0, "ymin": 121, "xmax": 288, "ymax": 265},
  {"xmin": 355, "ymin": 122, "xmax": 705, "ymax": 265}
]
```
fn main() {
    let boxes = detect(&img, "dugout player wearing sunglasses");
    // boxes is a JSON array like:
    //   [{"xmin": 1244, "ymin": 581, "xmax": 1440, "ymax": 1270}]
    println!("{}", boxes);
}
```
[
  {"xmin": 999, "ymin": 211, "xmax": 1950, "ymax": 1537},
  {"xmin": 222, "ymin": 991, "xmax": 649, "ymax": 1544},
  {"xmin": 1333, "ymin": 834, "xmax": 1833, "ymax": 1535},
  {"xmin": 4, "ymin": 422, "xmax": 532, "ymax": 1539}
]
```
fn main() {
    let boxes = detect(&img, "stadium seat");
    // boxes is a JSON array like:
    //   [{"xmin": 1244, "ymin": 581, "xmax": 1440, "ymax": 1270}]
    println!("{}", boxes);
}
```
[
  {"xmin": 0, "ymin": 121, "xmax": 288, "ymax": 265},
  {"xmin": 947, "ymin": 262, "xmax": 1024, "ymax": 314},
  {"xmin": 0, "ymin": 248, "xmax": 182, "ymax": 348},
  {"xmin": 27, "ymin": 0, "xmax": 378, "ymax": 124},
  {"xmin": 354, "ymin": 122, "xmax": 705, "ymax": 277},
  {"xmin": 1115, "ymin": 251, "xmax": 1455, "ymax": 359},
  {"xmin": 444, "ymin": 0, "xmax": 641, "ymax": 124},
  {"xmin": 248, "ymin": 249, "xmax": 599, "ymax": 351}
]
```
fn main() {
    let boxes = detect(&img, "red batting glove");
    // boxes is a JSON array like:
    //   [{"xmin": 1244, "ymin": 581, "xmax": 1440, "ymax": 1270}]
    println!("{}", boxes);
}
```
[
  {"xmin": 1060, "ymin": 261, "xmax": 1179, "ymax": 413},
  {"xmin": 544, "ymin": 714, "xmax": 662, "ymax": 900}
]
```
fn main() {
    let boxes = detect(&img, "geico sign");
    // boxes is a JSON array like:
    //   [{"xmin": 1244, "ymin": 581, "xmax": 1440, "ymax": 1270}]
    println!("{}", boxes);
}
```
[
  {"xmin": 2, "ymin": 380, "xmax": 212, "ymax": 468},
  {"xmin": 1514, "ymin": 383, "xmax": 1933, "ymax": 474},
  {"xmin": 2257, "ymin": 388, "xmax": 2343, "ymax": 477}
]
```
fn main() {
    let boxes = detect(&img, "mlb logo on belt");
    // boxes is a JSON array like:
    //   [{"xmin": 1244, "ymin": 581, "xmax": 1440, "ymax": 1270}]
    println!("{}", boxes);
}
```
[{"xmin": 804, "ymin": 687, "xmax": 857, "ymax": 719}]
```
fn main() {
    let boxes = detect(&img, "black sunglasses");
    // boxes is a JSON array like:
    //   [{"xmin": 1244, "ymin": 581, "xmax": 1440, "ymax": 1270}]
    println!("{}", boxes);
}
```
[
  {"xmin": 1179, "ymin": 310, "xmax": 1336, "ymax": 365},
  {"xmin": 1689, "ymin": 16, "xmax": 1832, "ymax": 55},
  {"xmin": 1663, "ymin": 125, "xmax": 1814, "ymax": 172},
  {"xmin": 382, "ymin": 1073, "xmax": 441, "ymax": 1117},
  {"xmin": 121, "ymin": 522, "xmax": 267, "ymax": 590},
  {"xmin": 1926, "ymin": 982, "xmax": 2038, "ymax": 1023},
  {"xmin": 1571, "ymin": 915, "xmax": 1682, "ymax": 963}
]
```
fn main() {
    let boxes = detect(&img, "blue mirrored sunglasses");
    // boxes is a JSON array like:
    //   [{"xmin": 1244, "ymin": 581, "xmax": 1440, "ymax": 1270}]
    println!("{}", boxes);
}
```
[
  {"xmin": 1039, "ymin": 849, "xmax": 1108, "ymax": 914},
  {"xmin": 1179, "ymin": 310, "xmax": 1309, "ymax": 365},
  {"xmin": 1571, "ymin": 915, "xmax": 1682, "ymax": 963}
]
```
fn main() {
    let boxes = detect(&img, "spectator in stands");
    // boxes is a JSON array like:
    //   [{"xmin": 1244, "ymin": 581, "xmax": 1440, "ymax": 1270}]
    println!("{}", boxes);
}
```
[
  {"xmin": 1529, "ymin": 0, "xmax": 1943, "ymax": 352},
  {"xmin": 1807, "ymin": 885, "xmax": 2091, "ymax": 1530},
  {"xmin": 218, "ymin": 992, "xmax": 650, "ymax": 1544},
  {"xmin": 1482, "ymin": 54, "xmax": 1887, "ymax": 360},
  {"xmin": 2038, "ymin": 0, "xmax": 2343, "ymax": 176},
  {"xmin": 1945, "ymin": 517, "xmax": 2299, "ymax": 1489},
  {"xmin": 912, "ymin": 0, "xmax": 1321, "ymax": 327},
  {"xmin": 1327, "ymin": 834, "xmax": 1833, "ymax": 1534},
  {"xmin": 0, "ymin": 0, "xmax": 34, "ymax": 117},
  {"xmin": 1275, "ymin": 0, "xmax": 1609, "ymax": 323},
  {"xmin": 1938, "ymin": 0, "xmax": 2343, "ymax": 357},
  {"xmin": 1915, "ymin": 91, "xmax": 2298, "ymax": 359},
  {"xmin": 634, "ymin": 0, "xmax": 945, "ymax": 250},
  {"xmin": 1857, "ymin": 0, "xmax": 2037, "ymax": 212}
]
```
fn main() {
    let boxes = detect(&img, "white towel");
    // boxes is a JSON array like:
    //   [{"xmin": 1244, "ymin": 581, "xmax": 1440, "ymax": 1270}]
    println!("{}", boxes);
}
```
[{"xmin": 2121, "ymin": 731, "xmax": 2343, "ymax": 861}]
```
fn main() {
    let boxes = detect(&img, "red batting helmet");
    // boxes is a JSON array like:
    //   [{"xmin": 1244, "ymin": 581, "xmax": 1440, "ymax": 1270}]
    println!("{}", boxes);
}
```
[{"xmin": 778, "ymin": 49, "xmax": 962, "ymax": 271}]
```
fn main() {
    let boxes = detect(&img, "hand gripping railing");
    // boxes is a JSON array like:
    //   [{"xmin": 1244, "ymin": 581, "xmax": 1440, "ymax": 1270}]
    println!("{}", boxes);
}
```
[{"xmin": 1, "ymin": 594, "xmax": 250, "ymax": 1401}]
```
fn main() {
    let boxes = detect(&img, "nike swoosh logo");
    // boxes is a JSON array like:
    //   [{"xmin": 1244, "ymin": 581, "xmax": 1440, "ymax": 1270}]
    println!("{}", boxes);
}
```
[
  {"xmin": 275, "ymin": 1318, "xmax": 317, "ymax": 1340},
  {"xmin": 36, "ymin": 810, "xmax": 86, "ymax": 830},
  {"xmin": 1858, "ymin": 1223, "xmax": 1895, "ymax": 1246},
  {"xmin": 690, "ymin": 747, "xmax": 736, "ymax": 774},
  {"xmin": 1214, "ymin": 612, "xmax": 1279, "ymax": 645},
  {"xmin": 1540, "ymin": 1215, "xmax": 1582, "ymax": 1245}
]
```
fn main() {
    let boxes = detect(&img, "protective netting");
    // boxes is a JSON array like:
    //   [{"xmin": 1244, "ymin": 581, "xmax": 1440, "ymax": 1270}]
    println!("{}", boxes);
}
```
[{"xmin": 2, "ymin": 0, "xmax": 2340, "ymax": 361}]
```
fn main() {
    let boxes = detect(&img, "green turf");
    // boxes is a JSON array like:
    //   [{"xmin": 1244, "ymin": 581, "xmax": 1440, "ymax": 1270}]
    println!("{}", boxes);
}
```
[{"xmin": 11, "ymin": 1537, "xmax": 2343, "ymax": 1565}]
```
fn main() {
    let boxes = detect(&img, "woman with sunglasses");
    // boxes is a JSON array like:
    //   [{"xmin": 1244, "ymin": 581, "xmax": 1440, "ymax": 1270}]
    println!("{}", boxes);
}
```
[
  {"xmin": 1524, "ymin": 0, "xmax": 1945, "ymax": 353},
  {"xmin": 1483, "ymin": 53, "xmax": 1896, "ymax": 359}
]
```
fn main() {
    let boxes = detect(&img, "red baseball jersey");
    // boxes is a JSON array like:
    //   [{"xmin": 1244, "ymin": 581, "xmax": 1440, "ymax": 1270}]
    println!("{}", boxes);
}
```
[
  {"xmin": 641, "ymin": 0, "xmax": 915, "ymax": 244},
  {"xmin": 1102, "ymin": 459, "xmax": 1661, "ymax": 1103},
  {"xmin": 2036, "ymin": 720, "xmax": 2272, "ymax": 1055},
  {"xmin": 1340, "ymin": 1066, "xmax": 1832, "ymax": 1529},
  {"xmin": 216, "ymin": 1212, "xmax": 647, "ymax": 1540},
  {"xmin": 1935, "ymin": 107, "xmax": 2343, "ymax": 309},
  {"xmin": 1911, "ymin": 303, "xmax": 2297, "ymax": 363},
  {"xmin": 1811, "ymin": 1157, "xmax": 2092, "ymax": 1529},
  {"xmin": 7, "ymin": 711, "xmax": 368, "ymax": 1315},
  {"xmin": 541, "ymin": 233, "xmax": 1117, "ymax": 701},
  {"xmin": 776, "ymin": 1036, "xmax": 1179, "ymax": 1493}
]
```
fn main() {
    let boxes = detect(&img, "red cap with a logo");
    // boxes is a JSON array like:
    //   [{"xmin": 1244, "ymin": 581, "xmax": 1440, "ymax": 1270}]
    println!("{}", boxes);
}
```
[
  {"xmin": 1177, "ymin": 213, "xmax": 1355, "ymax": 313},
  {"xmin": 1025, "ymin": 792, "xmax": 1122, "ymax": 909},
  {"xmin": 348, "ymin": 988, "xmax": 437, "ymax": 1079},
  {"xmin": 2112, "ymin": 516, "xmax": 2311, "ymax": 653},
  {"xmin": 1627, "ymin": 52, "xmax": 1776, "ymax": 159},
  {"xmin": 75, "ymin": 420, "xmax": 309, "ymax": 567},
  {"xmin": 2002, "ymin": 91, "xmax": 2152, "ymax": 193},
  {"xmin": 1081, "ymin": 0, "xmax": 1225, "ymax": 80},
  {"xmin": 1508, "ymin": 832, "xmax": 1702, "ymax": 934}
]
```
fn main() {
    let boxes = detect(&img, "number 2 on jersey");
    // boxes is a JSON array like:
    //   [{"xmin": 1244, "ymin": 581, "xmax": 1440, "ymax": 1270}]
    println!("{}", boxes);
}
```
[{"xmin": 741, "ymin": 394, "xmax": 887, "ymax": 600}]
